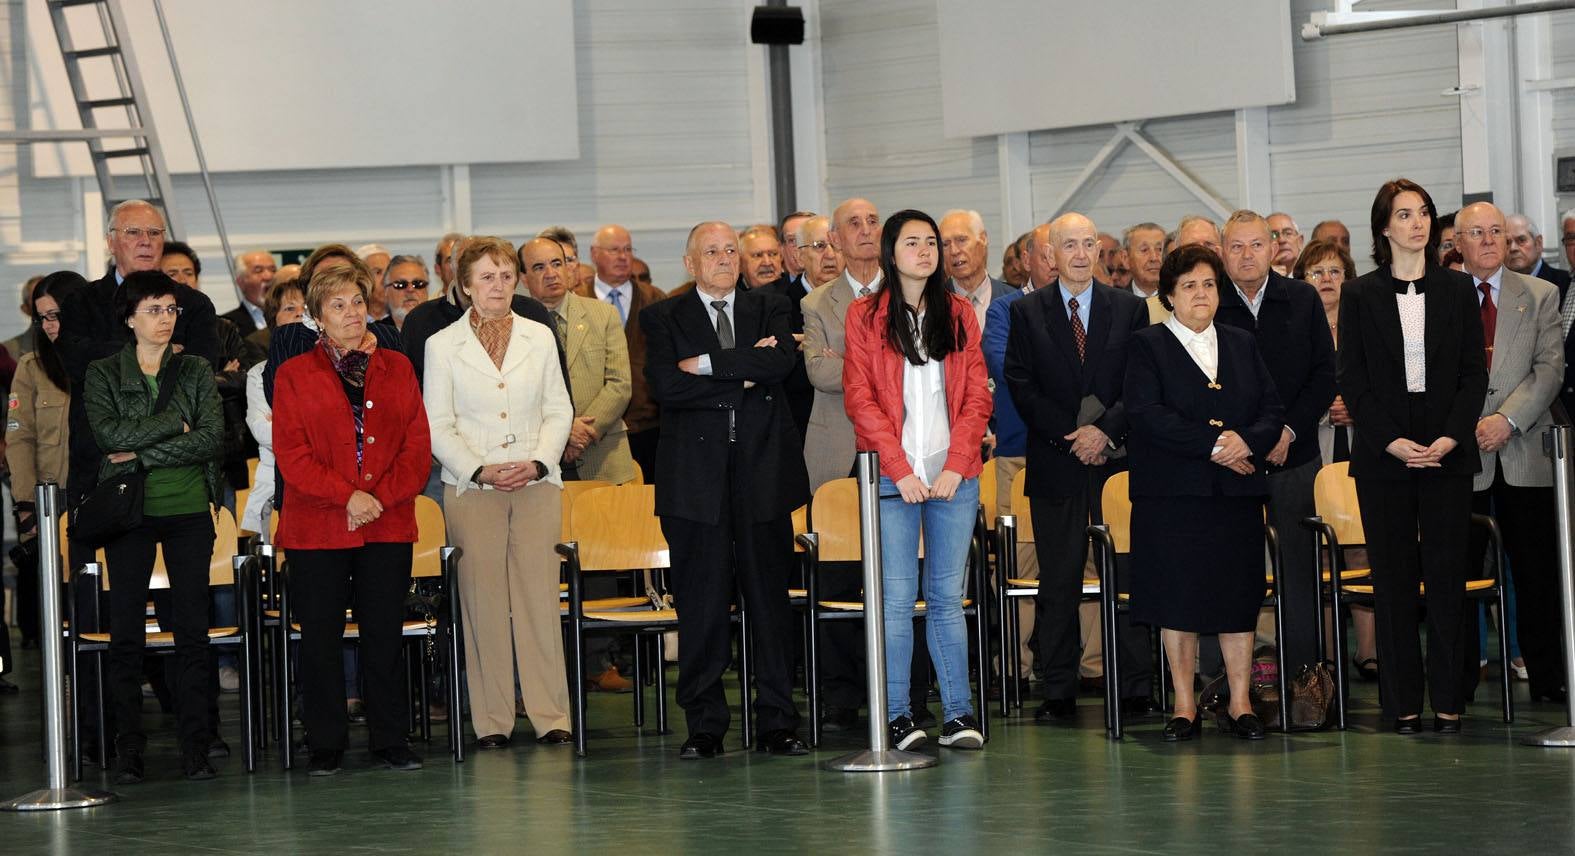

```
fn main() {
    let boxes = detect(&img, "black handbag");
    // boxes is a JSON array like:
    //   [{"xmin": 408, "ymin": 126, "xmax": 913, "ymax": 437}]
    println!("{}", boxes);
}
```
[{"xmin": 68, "ymin": 359, "xmax": 180, "ymax": 548}]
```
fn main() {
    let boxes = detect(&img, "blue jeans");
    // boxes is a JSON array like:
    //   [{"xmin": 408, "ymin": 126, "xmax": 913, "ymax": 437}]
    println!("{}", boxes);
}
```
[{"xmin": 879, "ymin": 474, "xmax": 978, "ymax": 723}]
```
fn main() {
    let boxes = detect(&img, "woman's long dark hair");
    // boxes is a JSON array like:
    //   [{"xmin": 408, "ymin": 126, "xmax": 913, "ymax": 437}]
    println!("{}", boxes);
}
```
[
  {"xmin": 1369, "ymin": 178, "xmax": 1440, "ymax": 270},
  {"xmin": 874, "ymin": 209, "xmax": 966, "ymax": 366},
  {"xmin": 30, "ymin": 270, "xmax": 86, "ymax": 393}
]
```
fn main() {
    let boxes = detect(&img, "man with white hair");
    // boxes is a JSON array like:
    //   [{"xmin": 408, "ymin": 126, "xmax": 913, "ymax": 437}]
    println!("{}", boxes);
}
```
[
  {"xmin": 355, "ymin": 243, "xmax": 392, "ymax": 322},
  {"xmin": 1266, "ymin": 212, "xmax": 1305, "ymax": 277},
  {"xmin": 940, "ymin": 209, "xmax": 1012, "ymax": 332},
  {"xmin": 1557, "ymin": 209, "xmax": 1575, "ymax": 422},
  {"xmin": 57, "ymin": 199, "xmax": 221, "ymax": 506},
  {"xmin": 222, "ymin": 250, "xmax": 277, "ymax": 332},
  {"xmin": 1507, "ymin": 214, "xmax": 1571, "ymax": 293}
]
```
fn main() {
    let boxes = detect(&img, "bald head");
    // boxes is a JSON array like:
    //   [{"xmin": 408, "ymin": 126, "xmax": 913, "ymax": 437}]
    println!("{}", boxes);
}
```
[
  {"xmin": 1025, "ymin": 222, "xmax": 1058, "ymax": 288},
  {"xmin": 684, "ymin": 221, "xmax": 740, "ymax": 298},
  {"xmin": 591, "ymin": 224, "xmax": 634, "ymax": 285},
  {"xmin": 1048, "ymin": 213, "xmax": 1098, "ymax": 290},
  {"xmin": 1455, "ymin": 202, "xmax": 1507, "ymax": 281},
  {"xmin": 1176, "ymin": 216, "xmax": 1222, "ymax": 255},
  {"xmin": 830, "ymin": 198, "xmax": 881, "ymax": 264}
]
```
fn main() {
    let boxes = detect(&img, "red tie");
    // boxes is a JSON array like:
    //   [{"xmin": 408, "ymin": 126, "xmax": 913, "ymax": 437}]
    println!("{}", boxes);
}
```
[{"xmin": 1478, "ymin": 281, "xmax": 1495, "ymax": 370}]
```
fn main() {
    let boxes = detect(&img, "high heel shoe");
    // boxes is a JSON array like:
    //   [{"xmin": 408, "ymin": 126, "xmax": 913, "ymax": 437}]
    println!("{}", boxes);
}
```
[
  {"xmin": 1351, "ymin": 656, "xmax": 1378, "ymax": 682},
  {"xmin": 1162, "ymin": 715, "xmax": 1200, "ymax": 742}
]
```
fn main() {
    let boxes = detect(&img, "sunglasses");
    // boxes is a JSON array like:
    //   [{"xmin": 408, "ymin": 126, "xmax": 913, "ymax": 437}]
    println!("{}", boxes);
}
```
[{"xmin": 386, "ymin": 279, "xmax": 429, "ymax": 290}]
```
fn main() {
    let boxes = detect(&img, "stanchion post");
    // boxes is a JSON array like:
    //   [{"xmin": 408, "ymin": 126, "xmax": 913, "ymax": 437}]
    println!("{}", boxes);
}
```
[
  {"xmin": 1526, "ymin": 426, "xmax": 1575, "ymax": 746},
  {"xmin": 824, "ymin": 452, "xmax": 936, "ymax": 772},
  {"xmin": 1, "ymin": 484, "xmax": 117, "ymax": 810}
]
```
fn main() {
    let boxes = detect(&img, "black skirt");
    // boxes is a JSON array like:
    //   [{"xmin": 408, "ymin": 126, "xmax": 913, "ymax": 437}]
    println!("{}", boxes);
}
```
[{"xmin": 1130, "ymin": 494, "xmax": 1266, "ymax": 634}]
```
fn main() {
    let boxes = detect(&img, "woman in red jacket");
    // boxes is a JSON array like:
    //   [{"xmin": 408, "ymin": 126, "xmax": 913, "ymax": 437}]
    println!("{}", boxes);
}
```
[
  {"xmin": 273, "ymin": 261, "xmax": 432, "ymax": 776},
  {"xmin": 843, "ymin": 209, "xmax": 993, "ymax": 752}
]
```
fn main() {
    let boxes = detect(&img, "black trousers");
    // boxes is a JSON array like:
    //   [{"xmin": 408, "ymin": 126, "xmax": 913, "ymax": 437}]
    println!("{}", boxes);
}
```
[
  {"xmin": 1267, "ymin": 457, "xmax": 1322, "ymax": 671},
  {"xmin": 1468, "ymin": 467, "xmax": 1564, "ymax": 696},
  {"xmin": 288, "ymin": 542, "xmax": 412, "ymax": 752},
  {"xmin": 1356, "ymin": 472, "xmax": 1474, "ymax": 719},
  {"xmin": 1031, "ymin": 472, "xmax": 1152, "ymax": 701},
  {"xmin": 627, "ymin": 427, "xmax": 660, "ymax": 485},
  {"xmin": 661, "ymin": 456, "xmax": 800, "ymax": 738},
  {"xmin": 105, "ymin": 512, "xmax": 216, "ymax": 753}
]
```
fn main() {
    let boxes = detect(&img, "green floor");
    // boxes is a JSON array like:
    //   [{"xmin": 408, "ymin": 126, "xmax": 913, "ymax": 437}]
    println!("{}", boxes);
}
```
[{"xmin": 4, "ymin": 639, "xmax": 1575, "ymax": 855}]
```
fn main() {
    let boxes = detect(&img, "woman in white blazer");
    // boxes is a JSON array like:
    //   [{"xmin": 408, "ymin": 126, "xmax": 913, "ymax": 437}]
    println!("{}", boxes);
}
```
[{"xmin": 424, "ymin": 236, "xmax": 575, "ymax": 748}]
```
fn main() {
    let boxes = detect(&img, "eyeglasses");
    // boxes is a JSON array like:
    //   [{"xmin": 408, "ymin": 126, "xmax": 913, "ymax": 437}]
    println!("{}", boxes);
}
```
[
  {"xmin": 133, "ymin": 305, "xmax": 183, "ymax": 316},
  {"xmin": 113, "ymin": 227, "xmax": 165, "ymax": 241},
  {"xmin": 37, "ymin": 310, "xmax": 62, "ymax": 323},
  {"xmin": 1270, "ymin": 228, "xmax": 1300, "ymax": 241},
  {"xmin": 805, "ymin": 240, "xmax": 831, "ymax": 252},
  {"xmin": 1460, "ymin": 226, "xmax": 1505, "ymax": 242},
  {"xmin": 386, "ymin": 279, "xmax": 429, "ymax": 290},
  {"xmin": 1305, "ymin": 268, "xmax": 1346, "ymax": 282}
]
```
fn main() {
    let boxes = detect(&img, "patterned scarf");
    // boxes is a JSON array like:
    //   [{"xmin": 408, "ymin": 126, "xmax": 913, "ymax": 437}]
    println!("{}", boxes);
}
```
[
  {"xmin": 469, "ymin": 308, "xmax": 513, "ymax": 369},
  {"xmin": 318, "ymin": 330, "xmax": 378, "ymax": 387}
]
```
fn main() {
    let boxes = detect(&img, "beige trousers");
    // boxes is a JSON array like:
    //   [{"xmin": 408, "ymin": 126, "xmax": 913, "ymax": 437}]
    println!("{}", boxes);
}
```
[
  {"xmin": 445, "ymin": 482, "xmax": 572, "ymax": 739},
  {"xmin": 995, "ymin": 455, "xmax": 1103, "ymax": 679}
]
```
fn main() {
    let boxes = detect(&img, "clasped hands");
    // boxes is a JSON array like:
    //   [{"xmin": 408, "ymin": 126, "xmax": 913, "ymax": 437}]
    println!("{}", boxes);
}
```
[
  {"xmin": 1385, "ymin": 435, "xmax": 1457, "ymax": 468},
  {"xmin": 1474, "ymin": 413, "xmax": 1512, "ymax": 454},
  {"xmin": 563, "ymin": 416, "xmax": 600, "ymax": 463},
  {"xmin": 1063, "ymin": 424, "xmax": 1109, "ymax": 466},
  {"xmin": 1211, "ymin": 430, "xmax": 1255, "ymax": 475},
  {"xmin": 677, "ymin": 336, "xmax": 778, "ymax": 389},
  {"xmin": 894, "ymin": 470, "xmax": 963, "ymax": 504}
]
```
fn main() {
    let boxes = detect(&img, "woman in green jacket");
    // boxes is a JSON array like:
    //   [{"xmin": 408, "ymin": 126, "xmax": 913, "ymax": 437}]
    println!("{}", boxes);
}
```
[{"xmin": 83, "ymin": 271, "xmax": 224, "ymax": 785}]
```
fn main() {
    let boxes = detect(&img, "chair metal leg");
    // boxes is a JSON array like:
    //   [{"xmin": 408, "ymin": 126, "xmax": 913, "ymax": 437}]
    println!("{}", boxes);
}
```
[
  {"xmin": 632, "ymin": 632, "xmax": 646, "ymax": 729},
  {"xmin": 93, "ymin": 651, "xmax": 107, "ymax": 770},
  {"xmin": 571, "ymin": 620, "xmax": 588, "ymax": 758},
  {"xmin": 68, "ymin": 642, "xmax": 82, "ymax": 783},
  {"xmin": 1329, "ymin": 581, "xmax": 1349, "ymax": 731},
  {"xmin": 655, "ymin": 631, "xmax": 670, "ymax": 735},
  {"xmin": 1498, "ymin": 587, "xmax": 1514, "ymax": 724},
  {"xmin": 738, "ymin": 605, "xmax": 754, "ymax": 750}
]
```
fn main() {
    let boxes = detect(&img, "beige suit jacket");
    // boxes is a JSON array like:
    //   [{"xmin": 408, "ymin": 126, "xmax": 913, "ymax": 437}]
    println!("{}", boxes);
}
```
[
  {"xmin": 1476, "ymin": 269, "xmax": 1564, "ymax": 490},
  {"xmin": 801, "ymin": 273, "xmax": 864, "ymax": 493},
  {"xmin": 557, "ymin": 292, "xmax": 636, "ymax": 485}
]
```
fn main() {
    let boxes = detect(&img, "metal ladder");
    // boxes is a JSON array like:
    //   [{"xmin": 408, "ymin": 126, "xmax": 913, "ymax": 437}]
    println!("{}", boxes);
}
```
[{"xmin": 42, "ymin": 0, "xmax": 233, "ymax": 273}]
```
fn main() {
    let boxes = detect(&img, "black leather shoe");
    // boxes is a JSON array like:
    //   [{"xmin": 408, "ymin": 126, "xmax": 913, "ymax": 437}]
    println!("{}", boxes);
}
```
[
  {"xmin": 477, "ymin": 734, "xmax": 511, "ymax": 749},
  {"xmin": 373, "ymin": 745, "xmax": 424, "ymax": 770},
  {"xmin": 113, "ymin": 745, "xmax": 145, "ymax": 784},
  {"xmin": 0, "ymin": 676, "xmax": 19, "ymax": 694},
  {"xmin": 1120, "ymin": 696, "xmax": 1153, "ymax": 716},
  {"xmin": 1231, "ymin": 713, "xmax": 1267, "ymax": 740},
  {"xmin": 1162, "ymin": 715, "xmax": 1199, "ymax": 742},
  {"xmin": 757, "ymin": 729, "xmax": 810, "ymax": 756},
  {"xmin": 182, "ymin": 750, "xmax": 217, "ymax": 780},
  {"xmin": 1433, "ymin": 716, "xmax": 1462, "ymax": 734},
  {"xmin": 306, "ymin": 749, "xmax": 343, "ymax": 776},
  {"xmin": 1394, "ymin": 717, "xmax": 1423, "ymax": 735},
  {"xmin": 535, "ymin": 729, "xmax": 572, "ymax": 745},
  {"xmin": 206, "ymin": 737, "xmax": 231, "ymax": 759},
  {"xmin": 1352, "ymin": 657, "xmax": 1379, "ymax": 682},
  {"xmin": 820, "ymin": 707, "xmax": 858, "ymax": 733},
  {"xmin": 678, "ymin": 732, "xmax": 722, "ymax": 759},
  {"xmin": 1034, "ymin": 698, "xmax": 1077, "ymax": 723},
  {"xmin": 1531, "ymin": 687, "xmax": 1569, "ymax": 704}
]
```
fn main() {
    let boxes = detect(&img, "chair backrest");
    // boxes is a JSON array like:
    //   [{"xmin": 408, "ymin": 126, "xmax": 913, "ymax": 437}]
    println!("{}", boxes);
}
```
[
  {"xmin": 1009, "ymin": 466, "xmax": 1033, "ymax": 543},
  {"xmin": 630, "ymin": 460, "xmax": 644, "ymax": 486},
  {"xmin": 561, "ymin": 480, "xmax": 612, "ymax": 543},
  {"xmin": 978, "ymin": 459, "xmax": 997, "ymax": 531},
  {"xmin": 1100, "ymin": 471, "xmax": 1132, "ymax": 554},
  {"xmin": 104, "ymin": 506, "xmax": 239, "ymax": 590},
  {"xmin": 245, "ymin": 456, "xmax": 259, "ymax": 486},
  {"xmin": 413, "ymin": 494, "xmax": 448, "ymax": 579},
  {"xmin": 59, "ymin": 514, "xmax": 108, "ymax": 582},
  {"xmin": 567, "ymin": 483, "xmax": 669, "ymax": 572},
  {"xmin": 792, "ymin": 503, "xmax": 808, "ymax": 552},
  {"xmin": 1312, "ymin": 461, "xmax": 1366, "ymax": 545},
  {"xmin": 810, "ymin": 478, "xmax": 861, "ymax": 562}
]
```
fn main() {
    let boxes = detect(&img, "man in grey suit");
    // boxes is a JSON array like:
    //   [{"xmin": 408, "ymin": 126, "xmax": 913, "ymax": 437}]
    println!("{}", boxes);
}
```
[
  {"xmin": 940, "ymin": 209, "xmax": 1014, "ymax": 334},
  {"xmin": 1458, "ymin": 202, "xmax": 1567, "ymax": 703},
  {"xmin": 803, "ymin": 200, "xmax": 880, "ymax": 494}
]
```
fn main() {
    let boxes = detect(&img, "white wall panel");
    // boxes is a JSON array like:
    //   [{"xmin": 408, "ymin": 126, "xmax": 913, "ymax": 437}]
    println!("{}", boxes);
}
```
[{"xmin": 1549, "ymin": 10, "xmax": 1575, "ymax": 226}]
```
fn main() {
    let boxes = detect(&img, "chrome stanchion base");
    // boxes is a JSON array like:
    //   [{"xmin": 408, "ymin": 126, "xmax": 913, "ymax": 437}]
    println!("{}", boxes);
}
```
[
  {"xmin": 0, "ymin": 787, "xmax": 118, "ymax": 812},
  {"xmin": 824, "ymin": 748, "xmax": 937, "ymax": 772},
  {"xmin": 1522, "ymin": 726, "xmax": 1575, "ymax": 747}
]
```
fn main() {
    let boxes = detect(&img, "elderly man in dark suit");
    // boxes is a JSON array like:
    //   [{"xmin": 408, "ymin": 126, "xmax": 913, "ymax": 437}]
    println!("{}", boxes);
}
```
[
  {"xmin": 1215, "ymin": 209, "xmax": 1336, "ymax": 677},
  {"xmin": 221, "ymin": 250, "xmax": 276, "ymax": 333},
  {"xmin": 641, "ymin": 221, "xmax": 810, "ymax": 759},
  {"xmin": 57, "ymin": 199, "xmax": 222, "ymax": 507},
  {"xmin": 1456, "ymin": 202, "xmax": 1567, "ymax": 703},
  {"xmin": 1005, "ymin": 211, "xmax": 1153, "ymax": 722}
]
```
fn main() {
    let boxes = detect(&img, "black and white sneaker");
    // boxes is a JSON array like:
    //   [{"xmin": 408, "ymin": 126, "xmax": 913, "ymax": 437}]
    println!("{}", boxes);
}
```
[
  {"xmin": 938, "ymin": 715, "xmax": 984, "ymax": 749},
  {"xmin": 888, "ymin": 715, "xmax": 926, "ymax": 750}
]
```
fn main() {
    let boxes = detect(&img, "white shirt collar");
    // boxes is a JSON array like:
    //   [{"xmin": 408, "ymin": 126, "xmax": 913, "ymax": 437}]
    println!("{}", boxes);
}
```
[
  {"xmin": 1164, "ymin": 314, "xmax": 1216, "ymax": 350},
  {"xmin": 847, "ymin": 268, "xmax": 882, "ymax": 295},
  {"xmin": 1233, "ymin": 279, "xmax": 1269, "ymax": 316},
  {"xmin": 594, "ymin": 276, "xmax": 632, "ymax": 300},
  {"xmin": 1472, "ymin": 266, "xmax": 1504, "ymax": 295}
]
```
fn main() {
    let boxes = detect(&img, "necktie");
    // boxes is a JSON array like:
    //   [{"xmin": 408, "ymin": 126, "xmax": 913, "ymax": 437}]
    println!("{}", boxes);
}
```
[
  {"xmin": 553, "ymin": 311, "xmax": 568, "ymax": 350},
  {"xmin": 1068, "ymin": 297, "xmax": 1086, "ymax": 362},
  {"xmin": 858, "ymin": 286, "xmax": 871, "ymax": 298},
  {"xmin": 1562, "ymin": 288, "xmax": 1575, "ymax": 338},
  {"xmin": 712, "ymin": 300, "xmax": 734, "ymax": 348},
  {"xmin": 607, "ymin": 288, "xmax": 626, "ymax": 324},
  {"xmin": 1478, "ymin": 281, "xmax": 1496, "ymax": 370}
]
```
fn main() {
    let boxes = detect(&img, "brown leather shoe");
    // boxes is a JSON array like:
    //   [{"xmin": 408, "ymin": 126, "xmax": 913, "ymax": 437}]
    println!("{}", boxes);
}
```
[
  {"xmin": 535, "ymin": 729, "xmax": 573, "ymax": 745},
  {"xmin": 589, "ymin": 666, "xmax": 634, "ymax": 693}
]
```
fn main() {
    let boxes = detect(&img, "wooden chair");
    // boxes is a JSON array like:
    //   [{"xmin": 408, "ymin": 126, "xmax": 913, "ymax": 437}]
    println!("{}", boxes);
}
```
[
  {"xmin": 797, "ymin": 478, "xmax": 990, "ymax": 747},
  {"xmin": 1301, "ymin": 461, "xmax": 1511, "ymax": 728},
  {"xmin": 67, "ymin": 508, "xmax": 262, "ymax": 775},
  {"xmin": 1088, "ymin": 472, "xmax": 1290, "ymax": 739},
  {"xmin": 274, "ymin": 495, "xmax": 463, "ymax": 769},
  {"xmin": 556, "ymin": 483, "xmax": 687, "ymax": 756}
]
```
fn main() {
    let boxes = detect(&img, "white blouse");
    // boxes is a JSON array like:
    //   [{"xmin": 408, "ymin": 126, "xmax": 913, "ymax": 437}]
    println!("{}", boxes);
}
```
[
  {"xmin": 1395, "ymin": 282, "xmax": 1426, "ymax": 392},
  {"xmin": 900, "ymin": 311, "xmax": 950, "ymax": 486},
  {"xmin": 1164, "ymin": 315, "xmax": 1219, "ymax": 381}
]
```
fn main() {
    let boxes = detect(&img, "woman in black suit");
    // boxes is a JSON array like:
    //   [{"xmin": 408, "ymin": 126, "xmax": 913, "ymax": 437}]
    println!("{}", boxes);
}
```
[
  {"xmin": 1337, "ymin": 178, "xmax": 1487, "ymax": 735},
  {"xmin": 1126, "ymin": 244, "xmax": 1285, "ymax": 741}
]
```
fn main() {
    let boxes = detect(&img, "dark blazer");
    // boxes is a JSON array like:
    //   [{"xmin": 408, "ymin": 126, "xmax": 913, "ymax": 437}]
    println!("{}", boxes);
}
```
[
  {"xmin": 1003, "ymin": 280, "xmax": 1146, "ymax": 499},
  {"xmin": 220, "ymin": 303, "xmax": 264, "ymax": 334},
  {"xmin": 1531, "ymin": 260, "xmax": 1571, "ymax": 295},
  {"xmin": 1337, "ymin": 265, "xmax": 1488, "ymax": 480},
  {"xmin": 59, "ymin": 271, "xmax": 221, "ymax": 504},
  {"xmin": 1214, "ymin": 270, "xmax": 1337, "ymax": 471},
  {"xmin": 640, "ymin": 288, "xmax": 809, "ymax": 526},
  {"xmin": 1124, "ymin": 323, "xmax": 1285, "ymax": 498},
  {"xmin": 764, "ymin": 273, "xmax": 814, "ymax": 438}
]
